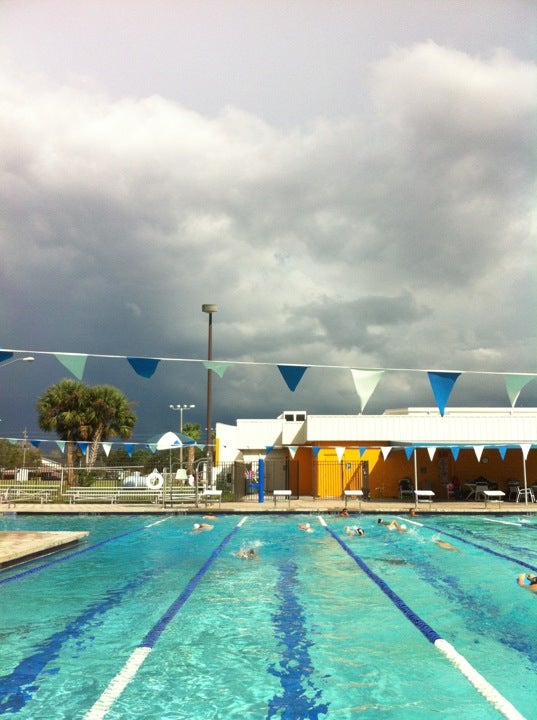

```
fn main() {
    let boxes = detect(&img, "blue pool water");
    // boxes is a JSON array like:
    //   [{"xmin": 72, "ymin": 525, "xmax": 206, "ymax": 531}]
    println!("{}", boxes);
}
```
[{"xmin": 1, "ymin": 512, "xmax": 537, "ymax": 719}]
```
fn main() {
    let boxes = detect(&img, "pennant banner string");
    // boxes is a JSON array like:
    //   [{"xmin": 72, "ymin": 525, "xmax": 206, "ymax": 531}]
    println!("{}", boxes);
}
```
[{"xmin": 1, "ymin": 347, "xmax": 535, "ymax": 377}]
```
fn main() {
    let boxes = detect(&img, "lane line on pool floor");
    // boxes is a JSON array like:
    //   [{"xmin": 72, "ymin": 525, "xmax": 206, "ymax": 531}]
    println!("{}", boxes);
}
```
[
  {"xmin": 318, "ymin": 516, "xmax": 527, "ymax": 720},
  {"xmin": 83, "ymin": 516, "xmax": 248, "ymax": 720}
]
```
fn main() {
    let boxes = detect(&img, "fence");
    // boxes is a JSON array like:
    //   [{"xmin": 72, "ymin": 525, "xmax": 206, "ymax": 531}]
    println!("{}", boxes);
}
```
[{"xmin": 0, "ymin": 459, "xmax": 369, "ymax": 504}]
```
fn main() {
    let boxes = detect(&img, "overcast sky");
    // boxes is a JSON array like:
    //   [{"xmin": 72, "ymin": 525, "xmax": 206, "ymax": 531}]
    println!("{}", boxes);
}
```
[{"xmin": 1, "ymin": 0, "xmax": 536, "ymax": 445}]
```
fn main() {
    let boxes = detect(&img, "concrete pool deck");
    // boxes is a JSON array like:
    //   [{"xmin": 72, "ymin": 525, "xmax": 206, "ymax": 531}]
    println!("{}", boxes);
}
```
[
  {"xmin": 2, "ymin": 497, "xmax": 537, "ymax": 515},
  {"xmin": 0, "ymin": 530, "xmax": 89, "ymax": 569}
]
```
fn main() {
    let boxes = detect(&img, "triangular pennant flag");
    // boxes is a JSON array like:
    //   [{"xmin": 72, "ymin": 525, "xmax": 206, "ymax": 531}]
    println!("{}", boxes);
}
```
[
  {"xmin": 359, "ymin": 447, "xmax": 367, "ymax": 457},
  {"xmin": 30, "ymin": 440, "xmax": 41, "ymax": 448},
  {"xmin": 127, "ymin": 357, "xmax": 160, "ymax": 378},
  {"xmin": 381, "ymin": 446, "xmax": 391, "ymax": 460},
  {"xmin": 473, "ymin": 445, "xmax": 484, "ymax": 462},
  {"xmin": 0, "ymin": 351, "xmax": 14, "ymax": 363},
  {"xmin": 55, "ymin": 353, "xmax": 88, "ymax": 380},
  {"xmin": 497, "ymin": 445, "xmax": 508, "ymax": 460},
  {"xmin": 350, "ymin": 369, "xmax": 384, "ymax": 413},
  {"xmin": 427, "ymin": 371, "xmax": 461, "ymax": 416},
  {"xmin": 520, "ymin": 443, "xmax": 532, "ymax": 461},
  {"xmin": 78, "ymin": 442, "xmax": 89, "ymax": 455},
  {"xmin": 203, "ymin": 361, "xmax": 232, "ymax": 378},
  {"xmin": 277, "ymin": 365, "xmax": 308, "ymax": 392},
  {"xmin": 56, "ymin": 441, "xmax": 66, "ymax": 453},
  {"xmin": 404, "ymin": 446, "xmax": 415, "ymax": 460},
  {"xmin": 427, "ymin": 447, "xmax": 436, "ymax": 461},
  {"xmin": 147, "ymin": 443, "xmax": 158, "ymax": 453},
  {"xmin": 505, "ymin": 374, "xmax": 536, "ymax": 407},
  {"xmin": 124, "ymin": 444, "xmax": 134, "ymax": 457},
  {"xmin": 101, "ymin": 442, "xmax": 112, "ymax": 457},
  {"xmin": 288, "ymin": 446, "xmax": 298, "ymax": 459},
  {"xmin": 312, "ymin": 446, "xmax": 321, "ymax": 457},
  {"xmin": 334, "ymin": 446, "xmax": 346, "ymax": 462},
  {"xmin": 265, "ymin": 446, "xmax": 274, "ymax": 455},
  {"xmin": 8, "ymin": 439, "xmax": 17, "ymax": 445},
  {"xmin": 450, "ymin": 446, "xmax": 461, "ymax": 461}
]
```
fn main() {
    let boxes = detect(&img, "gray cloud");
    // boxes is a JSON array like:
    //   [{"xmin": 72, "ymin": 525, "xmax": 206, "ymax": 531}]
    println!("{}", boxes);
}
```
[{"xmin": 0, "ymin": 40, "xmax": 536, "ymax": 439}]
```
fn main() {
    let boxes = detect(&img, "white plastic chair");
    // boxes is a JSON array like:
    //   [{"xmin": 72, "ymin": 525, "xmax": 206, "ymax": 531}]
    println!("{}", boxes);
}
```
[{"xmin": 516, "ymin": 487, "xmax": 535, "ymax": 503}]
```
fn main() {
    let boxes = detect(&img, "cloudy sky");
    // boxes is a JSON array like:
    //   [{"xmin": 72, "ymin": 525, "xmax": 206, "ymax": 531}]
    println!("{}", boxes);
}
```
[{"xmin": 1, "ymin": 0, "xmax": 536, "ymax": 445}]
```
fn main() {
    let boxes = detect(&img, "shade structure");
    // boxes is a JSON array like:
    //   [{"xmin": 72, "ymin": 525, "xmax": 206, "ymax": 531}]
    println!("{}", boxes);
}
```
[{"xmin": 151, "ymin": 431, "xmax": 196, "ymax": 451}]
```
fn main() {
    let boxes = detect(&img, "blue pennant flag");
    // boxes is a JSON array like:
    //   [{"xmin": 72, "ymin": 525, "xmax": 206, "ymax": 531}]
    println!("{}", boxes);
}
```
[
  {"xmin": 127, "ymin": 357, "xmax": 160, "ymax": 378},
  {"xmin": 277, "ymin": 365, "xmax": 308, "ymax": 392},
  {"xmin": 427, "ymin": 371, "xmax": 461, "ymax": 416}
]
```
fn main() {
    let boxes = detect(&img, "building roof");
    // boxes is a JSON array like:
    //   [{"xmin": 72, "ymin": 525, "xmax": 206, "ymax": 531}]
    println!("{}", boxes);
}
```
[{"xmin": 217, "ymin": 408, "xmax": 537, "ymax": 456}]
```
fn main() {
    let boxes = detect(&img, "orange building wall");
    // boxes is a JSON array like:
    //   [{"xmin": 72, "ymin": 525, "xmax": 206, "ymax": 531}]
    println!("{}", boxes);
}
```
[{"xmin": 290, "ymin": 443, "xmax": 537, "ymax": 499}]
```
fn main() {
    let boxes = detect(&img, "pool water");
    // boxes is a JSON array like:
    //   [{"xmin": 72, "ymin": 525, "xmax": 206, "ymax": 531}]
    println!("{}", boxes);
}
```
[{"xmin": 1, "ymin": 512, "xmax": 536, "ymax": 719}]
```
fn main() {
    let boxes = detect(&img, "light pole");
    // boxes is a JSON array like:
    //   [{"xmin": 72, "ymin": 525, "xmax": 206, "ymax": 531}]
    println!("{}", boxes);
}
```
[
  {"xmin": 0, "ymin": 356, "xmax": 35, "ymax": 368},
  {"xmin": 169, "ymin": 403, "xmax": 195, "ymax": 468},
  {"xmin": 0, "ymin": 357, "xmax": 34, "ymax": 478},
  {"xmin": 202, "ymin": 304, "xmax": 217, "ymax": 487}
]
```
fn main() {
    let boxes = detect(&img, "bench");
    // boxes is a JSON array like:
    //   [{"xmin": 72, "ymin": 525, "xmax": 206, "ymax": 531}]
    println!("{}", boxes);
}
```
[
  {"xmin": 483, "ymin": 490, "xmax": 505, "ymax": 507},
  {"xmin": 66, "ymin": 487, "xmax": 120, "ymax": 504},
  {"xmin": 162, "ymin": 487, "xmax": 198, "ymax": 506},
  {"xmin": 273, "ymin": 489, "xmax": 291, "ymax": 508},
  {"xmin": 201, "ymin": 489, "xmax": 222, "ymax": 508},
  {"xmin": 343, "ymin": 490, "xmax": 363, "ymax": 510},
  {"xmin": 414, "ymin": 489, "xmax": 435, "ymax": 504},
  {"xmin": 2, "ymin": 485, "xmax": 57, "ymax": 507}
]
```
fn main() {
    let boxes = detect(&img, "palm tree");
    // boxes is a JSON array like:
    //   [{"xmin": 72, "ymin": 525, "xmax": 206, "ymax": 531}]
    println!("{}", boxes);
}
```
[
  {"xmin": 182, "ymin": 422, "xmax": 201, "ymax": 473},
  {"xmin": 85, "ymin": 385, "xmax": 136, "ymax": 468},
  {"xmin": 36, "ymin": 379, "xmax": 90, "ymax": 484}
]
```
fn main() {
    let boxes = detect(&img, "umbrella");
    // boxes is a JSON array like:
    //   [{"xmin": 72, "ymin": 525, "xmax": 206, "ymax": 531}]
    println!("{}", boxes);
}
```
[{"xmin": 147, "ymin": 431, "xmax": 196, "ymax": 451}]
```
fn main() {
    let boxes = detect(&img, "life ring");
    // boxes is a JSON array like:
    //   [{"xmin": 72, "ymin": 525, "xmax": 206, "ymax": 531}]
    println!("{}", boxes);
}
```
[{"xmin": 146, "ymin": 470, "xmax": 164, "ymax": 490}]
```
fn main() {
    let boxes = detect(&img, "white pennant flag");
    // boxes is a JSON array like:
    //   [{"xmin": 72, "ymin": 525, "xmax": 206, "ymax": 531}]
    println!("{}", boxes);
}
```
[
  {"xmin": 350, "ymin": 369, "xmax": 384, "ymax": 413},
  {"xmin": 335, "ymin": 446, "xmax": 346, "ymax": 462}
]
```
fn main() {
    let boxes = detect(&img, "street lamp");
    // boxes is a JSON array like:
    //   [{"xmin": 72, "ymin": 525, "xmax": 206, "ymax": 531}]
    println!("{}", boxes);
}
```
[
  {"xmin": 202, "ymin": 303, "xmax": 217, "ymax": 486},
  {"xmin": 0, "ymin": 356, "xmax": 35, "ymax": 368},
  {"xmin": 0, "ymin": 357, "xmax": 34, "ymax": 476},
  {"xmin": 169, "ymin": 403, "xmax": 195, "ymax": 468}
]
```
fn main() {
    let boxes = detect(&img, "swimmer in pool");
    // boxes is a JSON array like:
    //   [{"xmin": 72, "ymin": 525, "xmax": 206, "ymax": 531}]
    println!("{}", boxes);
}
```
[
  {"xmin": 518, "ymin": 574, "xmax": 537, "ymax": 593},
  {"xmin": 339, "ymin": 508, "xmax": 350, "ymax": 517},
  {"xmin": 345, "ymin": 526, "xmax": 365, "ymax": 537},
  {"xmin": 236, "ymin": 548, "xmax": 258, "ymax": 560},
  {"xmin": 193, "ymin": 523, "xmax": 213, "ymax": 532},
  {"xmin": 378, "ymin": 519, "xmax": 407, "ymax": 533},
  {"xmin": 298, "ymin": 522, "xmax": 314, "ymax": 533},
  {"xmin": 434, "ymin": 539, "xmax": 457, "ymax": 551}
]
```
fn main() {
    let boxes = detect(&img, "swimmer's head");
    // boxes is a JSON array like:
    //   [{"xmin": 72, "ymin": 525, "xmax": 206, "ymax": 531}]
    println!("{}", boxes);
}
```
[
  {"xmin": 357, "ymin": 528, "xmax": 365, "ymax": 536},
  {"xmin": 193, "ymin": 523, "xmax": 200, "ymax": 529},
  {"xmin": 400, "ymin": 524, "xmax": 407, "ymax": 530},
  {"xmin": 377, "ymin": 518, "xmax": 383, "ymax": 524}
]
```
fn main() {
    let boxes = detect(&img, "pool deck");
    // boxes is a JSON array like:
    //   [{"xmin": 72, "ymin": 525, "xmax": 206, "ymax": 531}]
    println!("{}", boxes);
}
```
[
  {"xmin": 1, "ymin": 498, "xmax": 535, "ymax": 569},
  {"xmin": 0, "ymin": 530, "xmax": 89, "ymax": 569},
  {"xmin": 1, "ymin": 497, "xmax": 536, "ymax": 515}
]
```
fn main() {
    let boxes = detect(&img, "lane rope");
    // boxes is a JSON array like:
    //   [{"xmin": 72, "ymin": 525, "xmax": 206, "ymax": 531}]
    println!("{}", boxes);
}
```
[
  {"xmin": 319, "ymin": 516, "xmax": 526, "ymax": 720},
  {"xmin": 84, "ymin": 517, "xmax": 247, "ymax": 720}
]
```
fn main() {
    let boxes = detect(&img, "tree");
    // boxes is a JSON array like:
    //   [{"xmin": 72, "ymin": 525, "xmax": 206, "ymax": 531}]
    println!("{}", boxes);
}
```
[
  {"xmin": 84, "ymin": 385, "xmax": 136, "ymax": 468},
  {"xmin": 36, "ymin": 379, "xmax": 137, "ymax": 483},
  {"xmin": 36, "ymin": 379, "xmax": 90, "ymax": 484},
  {"xmin": 182, "ymin": 422, "xmax": 201, "ymax": 473}
]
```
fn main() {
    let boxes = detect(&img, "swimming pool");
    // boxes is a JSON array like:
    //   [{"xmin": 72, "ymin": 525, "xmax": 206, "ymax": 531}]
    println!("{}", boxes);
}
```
[{"xmin": 1, "ymin": 512, "xmax": 536, "ymax": 719}]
